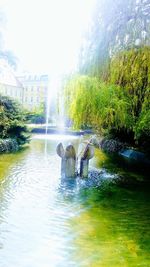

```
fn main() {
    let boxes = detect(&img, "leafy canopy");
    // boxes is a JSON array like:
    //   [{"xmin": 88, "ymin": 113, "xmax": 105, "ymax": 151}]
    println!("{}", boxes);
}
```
[
  {"xmin": 64, "ymin": 47, "xmax": 150, "ymax": 148},
  {"xmin": 64, "ymin": 75, "xmax": 131, "ymax": 132}
]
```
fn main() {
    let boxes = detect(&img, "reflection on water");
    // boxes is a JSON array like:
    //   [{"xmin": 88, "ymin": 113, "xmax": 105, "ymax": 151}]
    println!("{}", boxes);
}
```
[{"xmin": 0, "ymin": 134, "xmax": 149, "ymax": 267}]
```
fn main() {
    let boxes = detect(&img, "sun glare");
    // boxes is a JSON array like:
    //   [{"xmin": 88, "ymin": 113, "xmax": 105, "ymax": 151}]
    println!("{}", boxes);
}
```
[{"xmin": 2, "ymin": 0, "xmax": 95, "ymax": 75}]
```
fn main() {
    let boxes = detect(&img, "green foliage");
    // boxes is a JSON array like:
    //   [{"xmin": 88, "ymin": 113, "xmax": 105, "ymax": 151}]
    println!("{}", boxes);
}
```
[
  {"xmin": 134, "ymin": 88, "xmax": 150, "ymax": 148},
  {"xmin": 0, "ymin": 138, "xmax": 19, "ymax": 153},
  {"xmin": 110, "ymin": 47, "xmax": 150, "ymax": 117},
  {"xmin": 79, "ymin": 0, "xmax": 150, "ymax": 76},
  {"xmin": 64, "ymin": 75, "xmax": 132, "ymax": 132},
  {"xmin": 64, "ymin": 47, "xmax": 150, "ymax": 149},
  {"xmin": 24, "ymin": 102, "xmax": 46, "ymax": 124},
  {"xmin": 65, "ymin": 75, "xmax": 100, "ymax": 129},
  {"xmin": 0, "ymin": 95, "xmax": 30, "ymax": 145},
  {"xmin": 109, "ymin": 47, "xmax": 150, "ymax": 147}
]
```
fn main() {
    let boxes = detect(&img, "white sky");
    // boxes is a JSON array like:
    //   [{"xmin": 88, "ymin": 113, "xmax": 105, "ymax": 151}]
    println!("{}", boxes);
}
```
[{"xmin": 0, "ymin": 0, "xmax": 95, "ymax": 75}]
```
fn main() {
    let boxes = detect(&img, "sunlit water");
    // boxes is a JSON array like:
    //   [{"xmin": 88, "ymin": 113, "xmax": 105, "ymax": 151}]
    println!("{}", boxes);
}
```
[{"xmin": 0, "ymin": 135, "xmax": 149, "ymax": 267}]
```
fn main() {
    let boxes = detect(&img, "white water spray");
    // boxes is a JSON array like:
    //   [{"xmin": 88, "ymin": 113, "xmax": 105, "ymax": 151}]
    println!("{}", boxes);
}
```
[
  {"xmin": 45, "ymin": 75, "xmax": 65, "ymax": 153},
  {"xmin": 58, "ymin": 82, "xmax": 65, "ymax": 131}
]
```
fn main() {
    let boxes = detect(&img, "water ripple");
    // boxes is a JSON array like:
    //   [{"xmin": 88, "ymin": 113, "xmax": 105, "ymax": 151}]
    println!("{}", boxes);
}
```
[{"xmin": 0, "ymin": 136, "xmax": 149, "ymax": 267}]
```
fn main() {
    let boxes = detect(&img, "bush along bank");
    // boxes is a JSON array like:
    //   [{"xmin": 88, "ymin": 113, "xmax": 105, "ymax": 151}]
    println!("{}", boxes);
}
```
[
  {"xmin": 100, "ymin": 138, "xmax": 126, "ymax": 153},
  {"xmin": 0, "ymin": 138, "xmax": 19, "ymax": 153},
  {"xmin": 0, "ymin": 95, "xmax": 30, "ymax": 154},
  {"xmin": 90, "ymin": 135, "xmax": 127, "ymax": 153},
  {"xmin": 90, "ymin": 135, "xmax": 150, "ymax": 165}
]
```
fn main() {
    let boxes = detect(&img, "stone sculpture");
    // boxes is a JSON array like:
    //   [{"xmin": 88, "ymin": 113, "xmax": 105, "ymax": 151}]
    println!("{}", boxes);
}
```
[
  {"xmin": 79, "ymin": 144, "xmax": 94, "ymax": 178},
  {"xmin": 56, "ymin": 143, "xmax": 76, "ymax": 178},
  {"xmin": 56, "ymin": 141, "xmax": 94, "ymax": 178}
]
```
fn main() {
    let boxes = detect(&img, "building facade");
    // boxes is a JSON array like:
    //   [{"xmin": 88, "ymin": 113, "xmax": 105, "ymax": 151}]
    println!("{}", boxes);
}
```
[
  {"xmin": 18, "ymin": 75, "xmax": 49, "ymax": 111},
  {"xmin": 0, "ymin": 60, "xmax": 49, "ymax": 112}
]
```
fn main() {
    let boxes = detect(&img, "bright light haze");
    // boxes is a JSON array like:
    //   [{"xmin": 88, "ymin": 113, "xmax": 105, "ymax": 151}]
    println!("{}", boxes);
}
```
[{"xmin": 0, "ymin": 0, "xmax": 95, "ymax": 75}]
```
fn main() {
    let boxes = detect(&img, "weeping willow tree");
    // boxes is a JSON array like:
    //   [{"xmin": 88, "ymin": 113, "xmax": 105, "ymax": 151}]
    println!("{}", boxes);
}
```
[
  {"xmin": 64, "ymin": 75, "xmax": 131, "ymax": 133},
  {"xmin": 64, "ymin": 47, "xmax": 150, "ymax": 147},
  {"xmin": 110, "ymin": 46, "xmax": 150, "ymax": 116},
  {"xmin": 109, "ymin": 46, "xmax": 150, "ymax": 144},
  {"xmin": 134, "ymin": 88, "xmax": 150, "ymax": 146},
  {"xmin": 65, "ymin": 1, "xmax": 150, "ymax": 149},
  {"xmin": 64, "ymin": 75, "xmax": 101, "ymax": 129},
  {"xmin": 79, "ymin": 0, "xmax": 150, "ymax": 77}
]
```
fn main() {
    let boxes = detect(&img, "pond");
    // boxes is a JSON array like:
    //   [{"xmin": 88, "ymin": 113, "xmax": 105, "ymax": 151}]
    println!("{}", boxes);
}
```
[{"xmin": 0, "ymin": 134, "xmax": 149, "ymax": 267}]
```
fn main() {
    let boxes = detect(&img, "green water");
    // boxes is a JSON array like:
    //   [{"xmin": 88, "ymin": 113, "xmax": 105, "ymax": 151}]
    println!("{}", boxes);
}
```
[{"xmin": 0, "ymin": 134, "xmax": 149, "ymax": 267}]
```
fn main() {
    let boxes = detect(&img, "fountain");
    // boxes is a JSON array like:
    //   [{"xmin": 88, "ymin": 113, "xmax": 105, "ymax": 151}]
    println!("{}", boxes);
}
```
[
  {"xmin": 79, "ymin": 142, "xmax": 95, "ymax": 178},
  {"xmin": 56, "ymin": 143, "xmax": 76, "ymax": 178},
  {"xmin": 45, "ymin": 76, "xmax": 61, "ymax": 154},
  {"xmin": 56, "ymin": 141, "xmax": 94, "ymax": 178},
  {"xmin": 46, "ymin": 75, "xmax": 94, "ymax": 175}
]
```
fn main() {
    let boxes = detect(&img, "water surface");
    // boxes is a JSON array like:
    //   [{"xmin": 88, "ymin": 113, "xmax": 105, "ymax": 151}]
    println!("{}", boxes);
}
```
[{"xmin": 0, "ymin": 134, "xmax": 149, "ymax": 267}]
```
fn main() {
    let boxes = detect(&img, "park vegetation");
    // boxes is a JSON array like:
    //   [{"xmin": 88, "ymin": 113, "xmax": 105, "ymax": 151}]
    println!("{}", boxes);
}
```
[
  {"xmin": 0, "ymin": 95, "xmax": 30, "ymax": 153},
  {"xmin": 24, "ymin": 102, "xmax": 46, "ymax": 124},
  {"xmin": 64, "ymin": 0, "xmax": 150, "ymax": 152},
  {"xmin": 64, "ymin": 47, "xmax": 150, "ymax": 151}
]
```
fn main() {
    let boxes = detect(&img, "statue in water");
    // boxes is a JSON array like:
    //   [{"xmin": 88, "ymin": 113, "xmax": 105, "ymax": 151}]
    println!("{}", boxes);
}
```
[
  {"xmin": 56, "ymin": 143, "xmax": 76, "ymax": 178},
  {"xmin": 56, "ymin": 141, "xmax": 94, "ymax": 178}
]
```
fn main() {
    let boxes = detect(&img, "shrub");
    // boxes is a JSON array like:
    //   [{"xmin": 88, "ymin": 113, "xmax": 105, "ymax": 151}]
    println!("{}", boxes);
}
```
[
  {"xmin": 24, "ymin": 102, "xmax": 46, "ymax": 124},
  {"xmin": 0, "ymin": 138, "xmax": 19, "ymax": 153},
  {"xmin": 0, "ymin": 95, "xmax": 30, "ymax": 145}
]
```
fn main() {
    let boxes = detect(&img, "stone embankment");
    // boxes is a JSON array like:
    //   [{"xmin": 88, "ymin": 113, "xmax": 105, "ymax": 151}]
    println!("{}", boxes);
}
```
[{"xmin": 90, "ymin": 135, "xmax": 149, "ymax": 163}]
